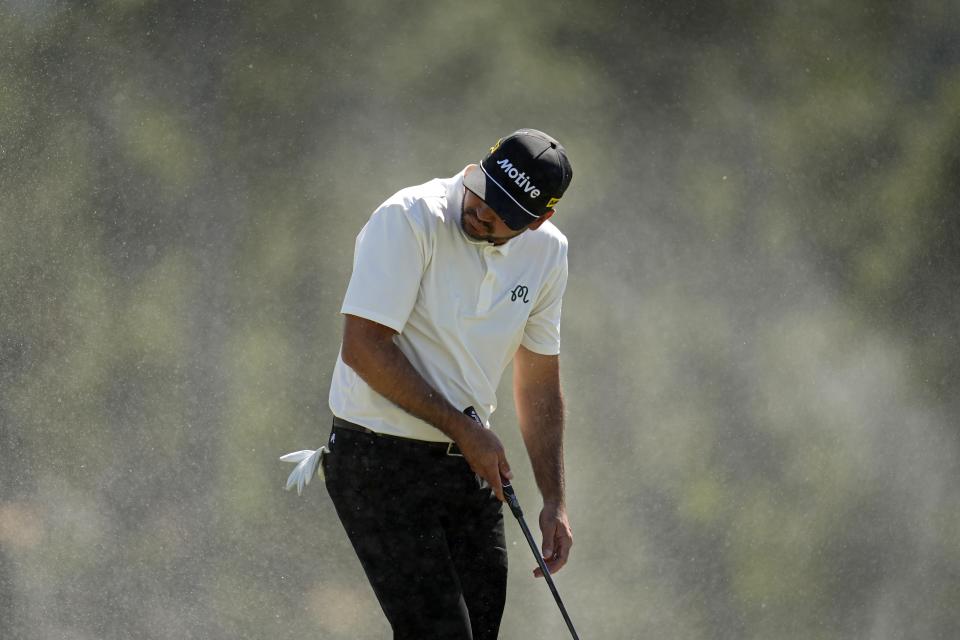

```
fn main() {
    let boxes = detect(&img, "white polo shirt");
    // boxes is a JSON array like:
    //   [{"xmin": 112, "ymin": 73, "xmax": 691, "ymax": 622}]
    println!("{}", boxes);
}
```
[{"xmin": 328, "ymin": 168, "xmax": 569, "ymax": 442}]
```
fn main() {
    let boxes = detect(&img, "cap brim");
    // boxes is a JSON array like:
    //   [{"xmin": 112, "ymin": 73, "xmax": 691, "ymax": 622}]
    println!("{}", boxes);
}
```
[{"xmin": 463, "ymin": 163, "xmax": 539, "ymax": 231}]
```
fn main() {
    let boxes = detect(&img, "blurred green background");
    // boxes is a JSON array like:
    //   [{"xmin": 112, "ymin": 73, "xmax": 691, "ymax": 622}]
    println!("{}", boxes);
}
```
[{"xmin": 2, "ymin": 1, "xmax": 960, "ymax": 638}]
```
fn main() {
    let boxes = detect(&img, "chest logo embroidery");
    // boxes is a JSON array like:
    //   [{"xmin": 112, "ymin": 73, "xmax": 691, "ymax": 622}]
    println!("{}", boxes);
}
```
[{"xmin": 510, "ymin": 285, "xmax": 530, "ymax": 303}]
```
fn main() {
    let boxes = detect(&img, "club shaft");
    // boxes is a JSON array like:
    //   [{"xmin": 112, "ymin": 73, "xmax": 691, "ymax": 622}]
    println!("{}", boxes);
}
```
[{"xmin": 503, "ymin": 482, "xmax": 581, "ymax": 640}]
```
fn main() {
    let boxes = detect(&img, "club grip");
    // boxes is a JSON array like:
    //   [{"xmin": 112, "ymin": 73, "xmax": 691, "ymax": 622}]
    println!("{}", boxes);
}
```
[{"xmin": 501, "ymin": 478, "xmax": 523, "ymax": 517}]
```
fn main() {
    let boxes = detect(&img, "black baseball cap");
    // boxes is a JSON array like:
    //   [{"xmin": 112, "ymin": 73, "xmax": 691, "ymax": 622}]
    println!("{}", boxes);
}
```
[{"xmin": 463, "ymin": 129, "xmax": 573, "ymax": 230}]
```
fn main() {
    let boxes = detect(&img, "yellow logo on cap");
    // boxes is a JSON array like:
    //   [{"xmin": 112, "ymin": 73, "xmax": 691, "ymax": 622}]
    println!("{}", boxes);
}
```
[
  {"xmin": 489, "ymin": 138, "xmax": 503, "ymax": 154},
  {"xmin": 546, "ymin": 197, "xmax": 561, "ymax": 208}
]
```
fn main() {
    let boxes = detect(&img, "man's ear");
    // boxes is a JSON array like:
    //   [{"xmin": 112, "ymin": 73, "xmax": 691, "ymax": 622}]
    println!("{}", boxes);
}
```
[{"xmin": 528, "ymin": 209, "xmax": 555, "ymax": 230}]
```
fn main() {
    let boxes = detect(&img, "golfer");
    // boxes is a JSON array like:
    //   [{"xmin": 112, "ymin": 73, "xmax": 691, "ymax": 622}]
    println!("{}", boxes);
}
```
[{"xmin": 324, "ymin": 129, "xmax": 574, "ymax": 639}]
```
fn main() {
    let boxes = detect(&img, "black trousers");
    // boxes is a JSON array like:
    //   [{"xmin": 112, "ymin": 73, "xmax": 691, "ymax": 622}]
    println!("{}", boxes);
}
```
[{"xmin": 323, "ymin": 423, "xmax": 508, "ymax": 640}]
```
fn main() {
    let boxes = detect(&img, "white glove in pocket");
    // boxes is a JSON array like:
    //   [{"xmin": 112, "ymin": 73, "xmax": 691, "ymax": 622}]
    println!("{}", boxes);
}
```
[{"xmin": 280, "ymin": 447, "xmax": 328, "ymax": 496}]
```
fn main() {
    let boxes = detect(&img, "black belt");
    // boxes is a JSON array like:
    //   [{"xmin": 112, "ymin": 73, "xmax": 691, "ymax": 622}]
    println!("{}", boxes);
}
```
[{"xmin": 332, "ymin": 416, "xmax": 463, "ymax": 456}]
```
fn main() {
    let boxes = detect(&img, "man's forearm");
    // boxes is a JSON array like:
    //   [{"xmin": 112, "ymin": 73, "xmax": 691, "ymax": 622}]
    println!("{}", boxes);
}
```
[
  {"xmin": 341, "ymin": 315, "xmax": 513, "ymax": 501},
  {"xmin": 516, "ymin": 385, "xmax": 566, "ymax": 505},
  {"xmin": 341, "ymin": 325, "xmax": 471, "ymax": 441}
]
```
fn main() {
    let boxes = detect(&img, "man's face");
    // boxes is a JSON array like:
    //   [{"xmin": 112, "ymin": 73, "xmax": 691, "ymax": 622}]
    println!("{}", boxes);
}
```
[{"xmin": 461, "ymin": 187, "xmax": 525, "ymax": 246}]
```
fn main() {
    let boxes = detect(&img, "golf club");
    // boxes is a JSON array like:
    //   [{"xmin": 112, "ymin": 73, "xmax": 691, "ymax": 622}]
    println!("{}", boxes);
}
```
[{"xmin": 501, "ymin": 476, "xmax": 581, "ymax": 640}]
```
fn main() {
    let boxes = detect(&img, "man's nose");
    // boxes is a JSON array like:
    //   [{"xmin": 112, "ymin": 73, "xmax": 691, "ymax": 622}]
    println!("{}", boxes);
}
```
[{"xmin": 476, "ymin": 205, "xmax": 496, "ymax": 223}]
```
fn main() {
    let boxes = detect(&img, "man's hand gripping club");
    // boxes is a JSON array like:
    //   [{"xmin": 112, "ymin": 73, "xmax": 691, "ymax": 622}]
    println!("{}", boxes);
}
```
[{"xmin": 457, "ymin": 407, "xmax": 513, "ymax": 503}]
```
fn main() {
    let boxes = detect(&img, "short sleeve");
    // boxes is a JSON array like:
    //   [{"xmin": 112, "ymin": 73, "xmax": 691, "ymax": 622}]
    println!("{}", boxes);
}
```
[
  {"xmin": 340, "ymin": 203, "xmax": 428, "ymax": 333},
  {"xmin": 520, "ymin": 246, "xmax": 568, "ymax": 355}
]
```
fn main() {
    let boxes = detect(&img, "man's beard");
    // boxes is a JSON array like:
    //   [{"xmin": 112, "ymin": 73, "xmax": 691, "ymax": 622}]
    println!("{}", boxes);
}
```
[{"xmin": 462, "ymin": 207, "xmax": 494, "ymax": 241}]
